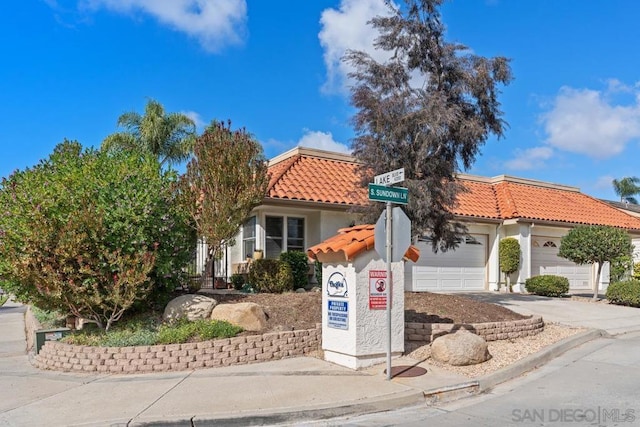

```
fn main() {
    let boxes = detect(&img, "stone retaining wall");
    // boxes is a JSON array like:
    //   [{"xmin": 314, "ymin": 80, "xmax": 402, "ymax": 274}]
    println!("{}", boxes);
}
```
[
  {"xmin": 404, "ymin": 316, "xmax": 544, "ymax": 353},
  {"xmin": 35, "ymin": 326, "xmax": 321, "ymax": 374}
]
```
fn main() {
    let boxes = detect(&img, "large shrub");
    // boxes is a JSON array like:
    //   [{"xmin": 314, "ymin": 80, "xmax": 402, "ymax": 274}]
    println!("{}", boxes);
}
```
[
  {"xmin": 559, "ymin": 225, "xmax": 632, "ymax": 300},
  {"xmin": 606, "ymin": 280, "xmax": 640, "ymax": 307},
  {"xmin": 248, "ymin": 259, "xmax": 293, "ymax": 293},
  {"xmin": 279, "ymin": 251, "xmax": 310, "ymax": 289},
  {"xmin": 0, "ymin": 141, "xmax": 195, "ymax": 330},
  {"xmin": 499, "ymin": 237, "xmax": 520, "ymax": 291},
  {"xmin": 525, "ymin": 275, "xmax": 569, "ymax": 297}
]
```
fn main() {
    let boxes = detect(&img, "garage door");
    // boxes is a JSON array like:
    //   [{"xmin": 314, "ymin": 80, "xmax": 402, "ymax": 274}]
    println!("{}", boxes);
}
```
[
  {"xmin": 531, "ymin": 238, "xmax": 591, "ymax": 290},
  {"xmin": 411, "ymin": 234, "xmax": 487, "ymax": 291}
]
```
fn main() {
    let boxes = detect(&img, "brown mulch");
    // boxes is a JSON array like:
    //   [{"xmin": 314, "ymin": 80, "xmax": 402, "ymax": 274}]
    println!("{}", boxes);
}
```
[{"xmin": 211, "ymin": 291, "xmax": 527, "ymax": 333}]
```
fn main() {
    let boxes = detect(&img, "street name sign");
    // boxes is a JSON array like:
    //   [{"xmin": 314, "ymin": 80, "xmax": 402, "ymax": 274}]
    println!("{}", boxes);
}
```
[
  {"xmin": 368, "ymin": 184, "xmax": 409, "ymax": 205},
  {"xmin": 374, "ymin": 168, "xmax": 405, "ymax": 186}
]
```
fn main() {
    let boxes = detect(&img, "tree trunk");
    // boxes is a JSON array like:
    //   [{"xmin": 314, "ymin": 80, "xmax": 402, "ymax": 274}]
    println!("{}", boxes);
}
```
[
  {"xmin": 506, "ymin": 274, "xmax": 511, "ymax": 293},
  {"xmin": 593, "ymin": 263, "xmax": 603, "ymax": 300}
]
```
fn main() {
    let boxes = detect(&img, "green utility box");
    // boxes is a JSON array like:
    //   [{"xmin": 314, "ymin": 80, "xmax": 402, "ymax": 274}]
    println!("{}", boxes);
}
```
[{"xmin": 35, "ymin": 328, "xmax": 71, "ymax": 355}]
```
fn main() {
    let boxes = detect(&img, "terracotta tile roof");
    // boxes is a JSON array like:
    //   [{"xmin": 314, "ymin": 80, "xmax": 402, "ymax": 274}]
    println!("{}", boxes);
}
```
[
  {"xmin": 267, "ymin": 148, "xmax": 368, "ymax": 205},
  {"xmin": 454, "ymin": 178, "xmax": 640, "ymax": 230},
  {"xmin": 307, "ymin": 225, "xmax": 420, "ymax": 262},
  {"xmin": 267, "ymin": 148, "xmax": 640, "ymax": 231}
]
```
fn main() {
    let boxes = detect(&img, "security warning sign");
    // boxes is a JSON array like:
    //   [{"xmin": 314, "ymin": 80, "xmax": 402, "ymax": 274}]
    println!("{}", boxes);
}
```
[{"xmin": 369, "ymin": 270, "xmax": 389, "ymax": 309}]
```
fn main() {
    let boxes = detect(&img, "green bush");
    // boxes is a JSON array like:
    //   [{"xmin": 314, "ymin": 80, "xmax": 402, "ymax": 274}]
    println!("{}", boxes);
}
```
[
  {"xmin": 314, "ymin": 260, "xmax": 322, "ymax": 287},
  {"xmin": 606, "ymin": 280, "xmax": 640, "ymax": 307},
  {"xmin": 633, "ymin": 263, "xmax": 640, "ymax": 281},
  {"xmin": 0, "ymin": 141, "xmax": 195, "ymax": 330},
  {"xmin": 30, "ymin": 306, "xmax": 66, "ymax": 329},
  {"xmin": 499, "ymin": 238, "xmax": 520, "ymax": 275},
  {"xmin": 525, "ymin": 275, "xmax": 569, "ymax": 297},
  {"xmin": 279, "ymin": 251, "xmax": 309, "ymax": 289},
  {"xmin": 157, "ymin": 319, "xmax": 242, "ymax": 344},
  {"xmin": 63, "ymin": 317, "xmax": 242, "ymax": 346},
  {"xmin": 230, "ymin": 273, "xmax": 245, "ymax": 291},
  {"xmin": 248, "ymin": 259, "xmax": 293, "ymax": 293}
]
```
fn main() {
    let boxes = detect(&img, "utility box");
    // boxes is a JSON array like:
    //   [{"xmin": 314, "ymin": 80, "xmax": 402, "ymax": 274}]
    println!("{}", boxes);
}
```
[{"xmin": 35, "ymin": 328, "xmax": 71, "ymax": 355}]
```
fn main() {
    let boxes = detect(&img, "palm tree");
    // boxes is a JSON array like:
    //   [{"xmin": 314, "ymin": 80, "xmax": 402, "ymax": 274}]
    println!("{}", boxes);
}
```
[
  {"xmin": 612, "ymin": 176, "xmax": 640, "ymax": 204},
  {"xmin": 102, "ymin": 99, "xmax": 196, "ymax": 166}
]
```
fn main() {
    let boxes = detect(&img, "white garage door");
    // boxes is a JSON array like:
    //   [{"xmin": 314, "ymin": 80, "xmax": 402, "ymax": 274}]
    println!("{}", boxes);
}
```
[
  {"xmin": 411, "ymin": 234, "xmax": 487, "ymax": 292},
  {"xmin": 531, "ymin": 237, "xmax": 591, "ymax": 290}
]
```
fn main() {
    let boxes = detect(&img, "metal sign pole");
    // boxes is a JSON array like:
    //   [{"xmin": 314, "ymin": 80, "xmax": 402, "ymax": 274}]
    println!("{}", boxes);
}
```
[{"xmin": 385, "ymin": 200, "xmax": 392, "ymax": 380}]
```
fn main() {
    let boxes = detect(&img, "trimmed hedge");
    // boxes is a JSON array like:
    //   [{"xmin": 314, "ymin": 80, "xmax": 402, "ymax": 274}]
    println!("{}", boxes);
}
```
[
  {"xmin": 229, "ymin": 273, "xmax": 245, "ymax": 291},
  {"xmin": 279, "ymin": 251, "xmax": 309, "ymax": 290},
  {"xmin": 525, "ymin": 275, "xmax": 569, "ymax": 297},
  {"xmin": 606, "ymin": 280, "xmax": 640, "ymax": 307},
  {"xmin": 248, "ymin": 259, "xmax": 293, "ymax": 293}
]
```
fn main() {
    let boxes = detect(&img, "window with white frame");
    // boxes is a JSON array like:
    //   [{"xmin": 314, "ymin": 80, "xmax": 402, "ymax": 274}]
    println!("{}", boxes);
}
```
[
  {"xmin": 242, "ymin": 216, "xmax": 256, "ymax": 259},
  {"xmin": 265, "ymin": 215, "xmax": 305, "ymax": 258}
]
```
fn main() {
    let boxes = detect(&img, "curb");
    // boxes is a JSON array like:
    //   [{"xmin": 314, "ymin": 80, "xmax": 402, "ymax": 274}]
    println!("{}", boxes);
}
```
[
  {"xmin": 423, "ymin": 381, "xmax": 479, "ymax": 404},
  {"xmin": 477, "ymin": 328, "xmax": 605, "ymax": 391},
  {"xmin": 417, "ymin": 328, "xmax": 604, "ymax": 406},
  {"xmin": 129, "ymin": 389, "xmax": 425, "ymax": 426}
]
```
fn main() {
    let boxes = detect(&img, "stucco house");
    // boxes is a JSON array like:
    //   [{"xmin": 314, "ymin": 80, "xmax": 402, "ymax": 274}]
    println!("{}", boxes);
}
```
[{"xmin": 208, "ymin": 146, "xmax": 640, "ymax": 293}]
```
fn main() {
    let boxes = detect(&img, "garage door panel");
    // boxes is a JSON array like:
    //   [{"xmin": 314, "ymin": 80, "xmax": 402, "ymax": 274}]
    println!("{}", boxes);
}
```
[
  {"xmin": 415, "ymin": 279, "xmax": 438, "ymax": 291},
  {"xmin": 531, "ymin": 237, "xmax": 592, "ymax": 291},
  {"xmin": 409, "ymin": 234, "xmax": 487, "ymax": 292}
]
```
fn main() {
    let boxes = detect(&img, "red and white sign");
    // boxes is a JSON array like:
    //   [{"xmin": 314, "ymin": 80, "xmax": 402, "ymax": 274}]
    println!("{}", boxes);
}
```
[{"xmin": 369, "ymin": 270, "xmax": 389, "ymax": 309}]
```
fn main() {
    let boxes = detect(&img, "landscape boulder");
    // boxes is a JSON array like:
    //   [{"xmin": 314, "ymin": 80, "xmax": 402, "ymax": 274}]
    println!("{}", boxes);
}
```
[
  {"xmin": 163, "ymin": 294, "xmax": 218, "ymax": 322},
  {"xmin": 431, "ymin": 330, "xmax": 491, "ymax": 366},
  {"xmin": 210, "ymin": 302, "xmax": 267, "ymax": 332}
]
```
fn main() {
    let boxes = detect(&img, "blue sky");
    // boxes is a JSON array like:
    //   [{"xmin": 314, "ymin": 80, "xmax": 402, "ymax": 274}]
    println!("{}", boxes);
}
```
[{"xmin": 2, "ymin": 0, "xmax": 640, "ymax": 200}]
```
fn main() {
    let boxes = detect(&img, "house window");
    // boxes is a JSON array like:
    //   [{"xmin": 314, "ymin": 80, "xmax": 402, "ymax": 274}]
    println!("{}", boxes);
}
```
[
  {"xmin": 242, "ymin": 216, "xmax": 256, "ymax": 259},
  {"xmin": 287, "ymin": 217, "xmax": 305, "ymax": 251},
  {"xmin": 265, "ymin": 215, "xmax": 305, "ymax": 258}
]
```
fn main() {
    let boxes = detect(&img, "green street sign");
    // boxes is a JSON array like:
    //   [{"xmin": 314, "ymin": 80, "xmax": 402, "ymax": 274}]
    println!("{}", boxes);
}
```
[{"xmin": 368, "ymin": 183, "xmax": 409, "ymax": 204}]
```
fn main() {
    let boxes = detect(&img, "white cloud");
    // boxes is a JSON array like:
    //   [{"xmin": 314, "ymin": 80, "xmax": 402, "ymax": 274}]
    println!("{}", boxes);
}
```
[
  {"xmin": 297, "ymin": 130, "xmax": 351, "ymax": 154},
  {"xmin": 319, "ymin": 0, "xmax": 393, "ymax": 94},
  {"xmin": 78, "ymin": 0, "xmax": 247, "ymax": 52},
  {"xmin": 504, "ymin": 146, "xmax": 553, "ymax": 171},
  {"xmin": 541, "ymin": 84, "xmax": 640, "ymax": 158},
  {"xmin": 180, "ymin": 110, "xmax": 205, "ymax": 130}
]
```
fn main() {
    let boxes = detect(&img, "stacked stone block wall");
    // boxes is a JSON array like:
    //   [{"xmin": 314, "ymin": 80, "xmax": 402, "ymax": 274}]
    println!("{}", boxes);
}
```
[
  {"xmin": 35, "ymin": 326, "xmax": 321, "ymax": 374},
  {"xmin": 405, "ymin": 316, "xmax": 544, "ymax": 353}
]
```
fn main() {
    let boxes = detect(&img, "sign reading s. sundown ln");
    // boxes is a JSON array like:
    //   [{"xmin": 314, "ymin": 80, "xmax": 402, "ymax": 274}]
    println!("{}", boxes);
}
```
[{"xmin": 368, "ymin": 183, "xmax": 408, "ymax": 205}]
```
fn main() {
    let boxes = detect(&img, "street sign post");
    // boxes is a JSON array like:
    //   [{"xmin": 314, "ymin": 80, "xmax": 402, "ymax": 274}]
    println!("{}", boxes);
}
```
[
  {"xmin": 368, "ymin": 169, "xmax": 410, "ymax": 380},
  {"xmin": 368, "ymin": 184, "xmax": 408, "ymax": 205}
]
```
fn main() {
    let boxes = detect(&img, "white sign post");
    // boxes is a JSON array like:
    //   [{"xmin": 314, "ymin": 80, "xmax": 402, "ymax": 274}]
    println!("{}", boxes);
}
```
[{"xmin": 370, "ymin": 168, "xmax": 410, "ymax": 380}]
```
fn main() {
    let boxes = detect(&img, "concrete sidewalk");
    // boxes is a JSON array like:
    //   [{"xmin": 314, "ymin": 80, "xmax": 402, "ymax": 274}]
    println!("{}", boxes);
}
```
[
  {"xmin": 461, "ymin": 292, "xmax": 640, "ymax": 336},
  {"xmin": 0, "ymin": 295, "xmax": 626, "ymax": 427},
  {"xmin": 0, "ymin": 299, "xmax": 462, "ymax": 427}
]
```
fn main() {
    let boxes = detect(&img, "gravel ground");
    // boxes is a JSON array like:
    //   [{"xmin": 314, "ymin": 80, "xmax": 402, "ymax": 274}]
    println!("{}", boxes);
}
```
[{"xmin": 406, "ymin": 323, "xmax": 585, "ymax": 378}]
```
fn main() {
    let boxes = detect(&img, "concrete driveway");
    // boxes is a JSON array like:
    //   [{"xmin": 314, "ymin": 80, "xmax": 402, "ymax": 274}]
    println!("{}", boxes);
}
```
[{"xmin": 461, "ymin": 292, "xmax": 640, "ymax": 335}]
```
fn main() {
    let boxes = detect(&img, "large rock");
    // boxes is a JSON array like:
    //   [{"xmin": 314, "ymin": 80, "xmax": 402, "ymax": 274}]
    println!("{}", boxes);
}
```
[
  {"xmin": 431, "ymin": 330, "xmax": 491, "ymax": 366},
  {"xmin": 163, "ymin": 294, "xmax": 217, "ymax": 322},
  {"xmin": 210, "ymin": 302, "xmax": 267, "ymax": 332}
]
